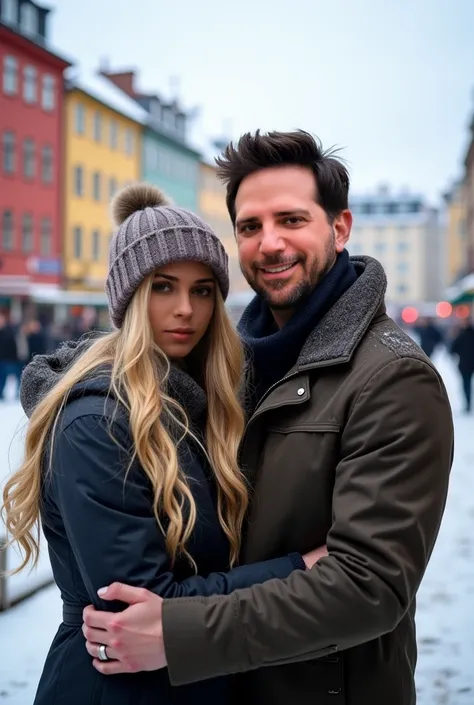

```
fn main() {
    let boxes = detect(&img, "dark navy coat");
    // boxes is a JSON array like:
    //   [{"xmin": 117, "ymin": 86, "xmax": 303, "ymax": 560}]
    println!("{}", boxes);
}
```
[{"xmin": 34, "ymin": 375, "xmax": 302, "ymax": 705}]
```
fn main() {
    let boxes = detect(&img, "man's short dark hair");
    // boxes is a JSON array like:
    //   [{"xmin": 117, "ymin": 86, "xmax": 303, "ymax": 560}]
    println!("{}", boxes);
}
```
[{"xmin": 215, "ymin": 130, "xmax": 350, "ymax": 225}]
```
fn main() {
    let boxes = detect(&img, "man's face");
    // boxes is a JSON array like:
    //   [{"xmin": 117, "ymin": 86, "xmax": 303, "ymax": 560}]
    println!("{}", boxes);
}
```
[{"xmin": 234, "ymin": 166, "xmax": 352, "ymax": 323}]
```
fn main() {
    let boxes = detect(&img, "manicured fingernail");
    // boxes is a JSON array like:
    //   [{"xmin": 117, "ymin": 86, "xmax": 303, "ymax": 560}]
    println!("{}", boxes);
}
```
[{"xmin": 97, "ymin": 587, "xmax": 108, "ymax": 596}]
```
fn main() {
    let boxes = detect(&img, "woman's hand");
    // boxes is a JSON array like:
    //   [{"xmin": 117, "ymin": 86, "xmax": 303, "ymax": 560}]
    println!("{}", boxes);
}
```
[{"xmin": 302, "ymin": 544, "xmax": 328, "ymax": 569}]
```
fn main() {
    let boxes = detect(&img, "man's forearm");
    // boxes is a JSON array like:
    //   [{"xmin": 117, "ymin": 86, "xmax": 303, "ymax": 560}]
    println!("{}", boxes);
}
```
[{"xmin": 162, "ymin": 557, "xmax": 402, "ymax": 686}]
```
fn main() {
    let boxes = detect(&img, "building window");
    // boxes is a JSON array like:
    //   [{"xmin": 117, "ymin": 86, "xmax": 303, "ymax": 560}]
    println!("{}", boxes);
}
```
[
  {"xmin": 1, "ymin": 210, "xmax": 14, "ymax": 251},
  {"xmin": 397, "ymin": 261, "xmax": 408, "ymax": 273},
  {"xmin": 23, "ymin": 65, "xmax": 37, "ymax": 104},
  {"xmin": 124, "ymin": 128, "xmax": 134, "ymax": 155},
  {"xmin": 41, "ymin": 75, "xmax": 55, "ymax": 111},
  {"xmin": 162, "ymin": 107, "xmax": 174, "ymax": 130},
  {"xmin": 92, "ymin": 171, "xmax": 101, "ymax": 201},
  {"xmin": 397, "ymin": 283, "xmax": 408, "ymax": 295},
  {"xmin": 144, "ymin": 140, "xmax": 157, "ymax": 172},
  {"xmin": 110, "ymin": 120, "xmax": 118, "ymax": 149},
  {"xmin": 109, "ymin": 176, "xmax": 117, "ymax": 199},
  {"xmin": 73, "ymin": 226, "xmax": 82, "ymax": 259},
  {"xmin": 397, "ymin": 241, "xmax": 409, "ymax": 253},
  {"xmin": 92, "ymin": 229, "xmax": 100, "ymax": 261},
  {"xmin": 22, "ymin": 212, "xmax": 33, "ymax": 252},
  {"xmin": 374, "ymin": 241, "xmax": 386, "ymax": 255},
  {"xmin": 40, "ymin": 217, "xmax": 52, "ymax": 256},
  {"xmin": 74, "ymin": 165, "xmax": 84, "ymax": 197},
  {"xmin": 93, "ymin": 111, "xmax": 102, "ymax": 142},
  {"xmin": 41, "ymin": 144, "xmax": 53, "ymax": 183},
  {"xmin": 2, "ymin": 131, "xmax": 15, "ymax": 173},
  {"xmin": 176, "ymin": 114, "xmax": 185, "ymax": 137},
  {"xmin": 3, "ymin": 55, "xmax": 18, "ymax": 95},
  {"xmin": 23, "ymin": 138, "xmax": 35, "ymax": 179},
  {"xmin": 75, "ymin": 103, "xmax": 85, "ymax": 135},
  {"xmin": 1, "ymin": 0, "xmax": 18, "ymax": 24},
  {"xmin": 20, "ymin": 2, "xmax": 38, "ymax": 36}
]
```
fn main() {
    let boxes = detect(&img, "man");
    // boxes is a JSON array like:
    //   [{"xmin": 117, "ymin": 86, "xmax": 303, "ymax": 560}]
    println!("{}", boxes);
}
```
[
  {"xmin": 414, "ymin": 316, "xmax": 444, "ymax": 359},
  {"xmin": 83, "ymin": 130, "xmax": 453, "ymax": 704},
  {"xmin": 450, "ymin": 317, "xmax": 474, "ymax": 413},
  {"xmin": 0, "ymin": 312, "xmax": 20, "ymax": 399}
]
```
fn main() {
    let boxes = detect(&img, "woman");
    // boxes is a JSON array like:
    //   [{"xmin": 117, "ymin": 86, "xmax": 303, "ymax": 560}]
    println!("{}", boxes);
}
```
[{"xmin": 2, "ymin": 184, "xmax": 321, "ymax": 705}]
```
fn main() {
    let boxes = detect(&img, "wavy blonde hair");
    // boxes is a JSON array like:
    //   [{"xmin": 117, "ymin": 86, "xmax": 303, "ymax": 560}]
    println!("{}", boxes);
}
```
[{"xmin": 2, "ymin": 275, "xmax": 248, "ymax": 574}]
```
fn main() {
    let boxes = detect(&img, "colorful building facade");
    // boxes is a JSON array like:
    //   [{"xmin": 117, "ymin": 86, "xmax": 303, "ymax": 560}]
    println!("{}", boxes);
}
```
[
  {"xmin": 62, "ymin": 72, "xmax": 145, "ymax": 294},
  {"xmin": 142, "ymin": 126, "xmax": 200, "ymax": 211},
  {"xmin": 198, "ymin": 154, "xmax": 249, "ymax": 295},
  {"xmin": 443, "ymin": 180, "xmax": 468, "ymax": 286},
  {"xmin": 0, "ymin": 0, "xmax": 70, "ymax": 316},
  {"xmin": 100, "ymin": 69, "xmax": 201, "ymax": 210},
  {"xmin": 349, "ymin": 186, "xmax": 444, "ymax": 304}
]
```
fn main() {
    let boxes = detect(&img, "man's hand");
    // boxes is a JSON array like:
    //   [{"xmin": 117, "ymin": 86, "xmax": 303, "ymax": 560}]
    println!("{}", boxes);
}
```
[
  {"xmin": 82, "ymin": 583, "xmax": 167, "ymax": 674},
  {"xmin": 302, "ymin": 544, "xmax": 328, "ymax": 569}
]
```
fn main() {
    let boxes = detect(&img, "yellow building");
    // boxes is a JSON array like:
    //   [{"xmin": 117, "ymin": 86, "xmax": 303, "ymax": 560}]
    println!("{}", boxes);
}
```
[
  {"xmin": 444, "ymin": 180, "xmax": 468, "ymax": 285},
  {"xmin": 63, "ymin": 72, "xmax": 146, "ymax": 292},
  {"xmin": 198, "ymin": 159, "xmax": 249, "ymax": 295}
]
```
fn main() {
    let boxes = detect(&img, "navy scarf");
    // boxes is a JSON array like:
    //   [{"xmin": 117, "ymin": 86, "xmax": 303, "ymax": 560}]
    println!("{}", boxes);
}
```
[{"xmin": 238, "ymin": 249, "xmax": 358, "ymax": 404}]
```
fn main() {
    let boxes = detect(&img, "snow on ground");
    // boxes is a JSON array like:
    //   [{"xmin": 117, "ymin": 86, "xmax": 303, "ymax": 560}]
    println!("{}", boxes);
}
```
[{"xmin": 0, "ymin": 351, "xmax": 473, "ymax": 704}]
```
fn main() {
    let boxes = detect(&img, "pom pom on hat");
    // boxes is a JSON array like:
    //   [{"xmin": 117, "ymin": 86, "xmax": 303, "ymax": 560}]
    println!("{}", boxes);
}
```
[{"xmin": 111, "ymin": 183, "xmax": 171, "ymax": 227}]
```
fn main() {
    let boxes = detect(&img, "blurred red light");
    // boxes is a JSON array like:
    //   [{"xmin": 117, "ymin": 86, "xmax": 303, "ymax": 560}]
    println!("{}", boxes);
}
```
[
  {"xmin": 401, "ymin": 306, "xmax": 419, "ymax": 324},
  {"xmin": 436, "ymin": 301, "xmax": 452, "ymax": 318},
  {"xmin": 455, "ymin": 305, "xmax": 471, "ymax": 319}
]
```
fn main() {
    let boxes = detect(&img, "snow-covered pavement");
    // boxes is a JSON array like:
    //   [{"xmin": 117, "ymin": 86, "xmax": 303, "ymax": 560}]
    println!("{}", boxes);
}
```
[{"xmin": 0, "ymin": 351, "xmax": 473, "ymax": 704}]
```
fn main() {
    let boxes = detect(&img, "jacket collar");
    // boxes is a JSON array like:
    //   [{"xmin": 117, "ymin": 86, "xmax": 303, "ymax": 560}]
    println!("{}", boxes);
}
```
[
  {"xmin": 248, "ymin": 257, "xmax": 387, "ymax": 420},
  {"xmin": 296, "ymin": 256, "xmax": 386, "ymax": 369}
]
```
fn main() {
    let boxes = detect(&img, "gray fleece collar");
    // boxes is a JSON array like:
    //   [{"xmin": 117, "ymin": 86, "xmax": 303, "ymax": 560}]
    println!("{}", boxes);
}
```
[
  {"xmin": 297, "ymin": 256, "xmax": 387, "ymax": 368},
  {"xmin": 19, "ymin": 333, "xmax": 207, "ymax": 426}
]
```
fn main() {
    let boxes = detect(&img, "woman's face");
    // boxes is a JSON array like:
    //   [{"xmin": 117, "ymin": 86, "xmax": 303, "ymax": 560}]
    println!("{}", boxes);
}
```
[{"xmin": 148, "ymin": 260, "xmax": 216, "ymax": 359}]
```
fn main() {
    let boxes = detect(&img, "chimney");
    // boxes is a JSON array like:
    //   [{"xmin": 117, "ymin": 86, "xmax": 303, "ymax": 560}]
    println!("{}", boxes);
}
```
[{"xmin": 100, "ymin": 69, "xmax": 137, "ymax": 97}]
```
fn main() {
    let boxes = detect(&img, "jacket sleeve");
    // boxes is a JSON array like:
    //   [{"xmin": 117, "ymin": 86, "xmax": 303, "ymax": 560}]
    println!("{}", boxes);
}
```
[
  {"xmin": 162, "ymin": 357, "xmax": 453, "ymax": 685},
  {"xmin": 49, "ymin": 412, "xmax": 303, "ymax": 609}
]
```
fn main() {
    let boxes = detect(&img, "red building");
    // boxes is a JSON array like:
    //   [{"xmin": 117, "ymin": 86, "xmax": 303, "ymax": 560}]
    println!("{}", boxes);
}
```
[{"xmin": 0, "ymin": 0, "xmax": 70, "ymax": 319}]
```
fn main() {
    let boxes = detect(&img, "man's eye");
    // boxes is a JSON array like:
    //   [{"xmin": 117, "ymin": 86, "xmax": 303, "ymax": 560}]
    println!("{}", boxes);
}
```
[
  {"xmin": 240, "ymin": 223, "xmax": 260, "ymax": 233},
  {"xmin": 283, "ymin": 217, "xmax": 303, "ymax": 225}
]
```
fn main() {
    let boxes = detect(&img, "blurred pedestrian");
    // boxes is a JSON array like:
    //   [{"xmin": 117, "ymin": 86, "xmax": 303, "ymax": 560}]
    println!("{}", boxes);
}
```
[
  {"xmin": 450, "ymin": 317, "xmax": 474, "ymax": 413},
  {"xmin": 0, "ymin": 312, "xmax": 20, "ymax": 400},
  {"xmin": 415, "ymin": 316, "xmax": 444, "ymax": 358}
]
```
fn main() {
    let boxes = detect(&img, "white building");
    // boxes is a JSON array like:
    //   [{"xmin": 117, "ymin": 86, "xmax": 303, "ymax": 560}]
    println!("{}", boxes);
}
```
[{"xmin": 348, "ymin": 186, "xmax": 445, "ymax": 304}]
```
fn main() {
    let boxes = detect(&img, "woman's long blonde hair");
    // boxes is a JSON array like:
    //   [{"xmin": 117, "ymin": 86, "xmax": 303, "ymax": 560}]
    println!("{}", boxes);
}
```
[{"xmin": 2, "ymin": 275, "xmax": 248, "ymax": 573}]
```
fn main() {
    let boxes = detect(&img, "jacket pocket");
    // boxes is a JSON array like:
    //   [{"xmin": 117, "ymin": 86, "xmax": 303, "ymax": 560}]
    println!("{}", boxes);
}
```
[
  {"xmin": 267, "ymin": 422, "xmax": 340, "ymax": 434},
  {"xmin": 245, "ymin": 424, "xmax": 341, "ymax": 555}
]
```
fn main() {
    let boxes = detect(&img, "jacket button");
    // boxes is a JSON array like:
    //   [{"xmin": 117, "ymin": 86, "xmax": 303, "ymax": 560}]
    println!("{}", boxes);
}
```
[{"xmin": 297, "ymin": 387, "xmax": 305, "ymax": 396}]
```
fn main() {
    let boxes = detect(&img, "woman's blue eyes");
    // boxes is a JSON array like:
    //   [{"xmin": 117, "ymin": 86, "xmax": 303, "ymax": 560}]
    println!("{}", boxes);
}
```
[{"xmin": 151, "ymin": 283, "xmax": 213, "ymax": 297}]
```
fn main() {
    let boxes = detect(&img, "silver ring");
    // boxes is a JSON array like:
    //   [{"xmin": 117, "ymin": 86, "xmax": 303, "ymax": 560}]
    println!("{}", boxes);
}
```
[{"xmin": 98, "ymin": 644, "xmax": 109, "ymax": 662}]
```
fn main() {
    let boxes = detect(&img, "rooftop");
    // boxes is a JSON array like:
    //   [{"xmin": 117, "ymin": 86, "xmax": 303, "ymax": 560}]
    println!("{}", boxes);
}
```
[{"xmin": 66, "ymin": 69, "xmax": 149, "ymax": 124}]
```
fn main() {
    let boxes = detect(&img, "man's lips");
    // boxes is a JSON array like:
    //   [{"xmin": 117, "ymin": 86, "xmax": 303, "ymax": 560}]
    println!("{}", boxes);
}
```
[{"xmin": 258, "ymin": 261, "xmax": 299, "ymax": 278}]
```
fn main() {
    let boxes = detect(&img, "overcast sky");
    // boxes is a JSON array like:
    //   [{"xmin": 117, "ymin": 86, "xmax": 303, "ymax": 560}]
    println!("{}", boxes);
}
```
[{"xmin": 47, "ymin": 0, "xmax": 474, "ymax": 203}]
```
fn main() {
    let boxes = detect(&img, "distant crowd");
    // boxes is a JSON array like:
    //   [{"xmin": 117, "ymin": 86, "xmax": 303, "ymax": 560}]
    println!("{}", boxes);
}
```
[
  {"xmin": 413, "ymin": 317, "xmax": 474, "ymax": 413},
  {"xmin": 0, "ymin": 311, "xmax": 102, "ymax": 401}
]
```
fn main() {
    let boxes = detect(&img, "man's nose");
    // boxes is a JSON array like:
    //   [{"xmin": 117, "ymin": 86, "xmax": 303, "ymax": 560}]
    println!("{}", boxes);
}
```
[{"xmin": 259, "ymin": 227, "xmax": 285, "ymax": 256}]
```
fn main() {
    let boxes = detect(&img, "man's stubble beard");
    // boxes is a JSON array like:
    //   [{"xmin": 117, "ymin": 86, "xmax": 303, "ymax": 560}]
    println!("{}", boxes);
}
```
[{"xmin": 240, "ymin": 227, "xmax": 337, "ymax": 311}]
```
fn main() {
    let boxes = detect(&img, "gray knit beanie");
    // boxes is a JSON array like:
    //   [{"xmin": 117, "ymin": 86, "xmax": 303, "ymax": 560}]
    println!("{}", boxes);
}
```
[{"xmin": 106, "ymin": 183, "xmax": 229, "ymax": 328}]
